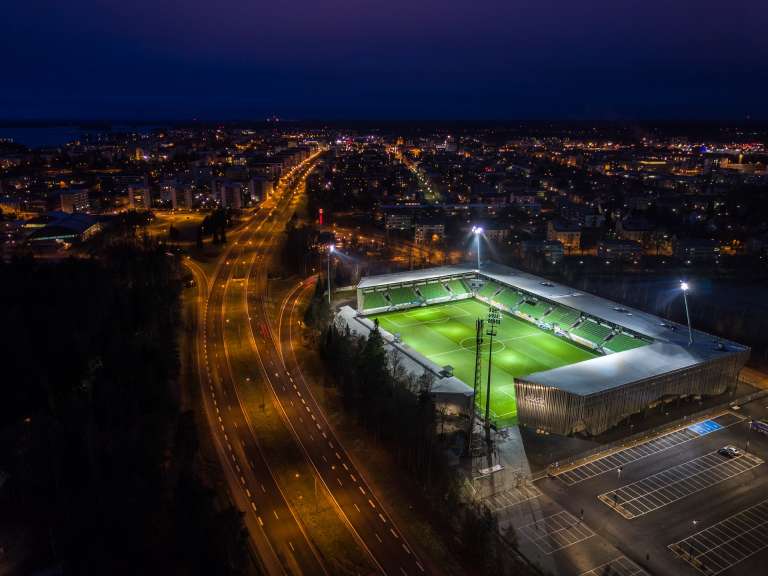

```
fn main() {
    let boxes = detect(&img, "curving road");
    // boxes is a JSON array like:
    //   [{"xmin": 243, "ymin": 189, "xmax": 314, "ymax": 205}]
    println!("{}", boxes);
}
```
[
  {"xmin": 188, "ymin": 147, "xmax": 432, "ymax": 576},
  {"xmin": 255, "ymin": 277, "xmax": 429, "ymax": 576},
  {"xmin": 186, "ymin": 151, "xmax": 329, "ymax": 576}
]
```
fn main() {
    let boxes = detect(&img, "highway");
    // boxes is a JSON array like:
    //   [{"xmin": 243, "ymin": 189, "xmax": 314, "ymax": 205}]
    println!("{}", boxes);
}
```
[
  {"xmin": 243, "ymin": 267, "xmax": 426, "ymax": 576},
  {"xmin": 186, "ymin": 152, "xmax": 330, "ymax": 576},
  {"xmin": 188, "ymin": 147, "xmax": 431, "ymax": 575}
]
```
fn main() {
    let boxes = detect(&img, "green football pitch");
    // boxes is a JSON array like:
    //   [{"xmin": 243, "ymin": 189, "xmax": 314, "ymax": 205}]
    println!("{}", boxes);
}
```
[{"xmin": 371, "ymin": 299, "xmax": 597, "ymax": 426}]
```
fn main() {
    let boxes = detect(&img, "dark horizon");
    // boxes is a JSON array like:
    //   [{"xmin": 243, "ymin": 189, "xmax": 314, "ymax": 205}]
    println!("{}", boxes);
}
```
[{"xmin": 5, "ymin": 0, "xmax": 767, "ymax": 121}]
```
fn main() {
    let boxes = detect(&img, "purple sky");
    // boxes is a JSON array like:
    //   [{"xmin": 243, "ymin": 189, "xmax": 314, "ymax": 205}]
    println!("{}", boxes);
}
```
[{"xmin": 4, "ymin": 0, "xmax": 767, "ymax": 120}]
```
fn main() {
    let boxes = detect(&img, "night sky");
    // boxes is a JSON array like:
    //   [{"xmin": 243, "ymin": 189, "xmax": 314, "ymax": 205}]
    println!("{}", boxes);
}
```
[{"xmin": 4, "ymin": 0, "xmax": 767, "ymax": 121}]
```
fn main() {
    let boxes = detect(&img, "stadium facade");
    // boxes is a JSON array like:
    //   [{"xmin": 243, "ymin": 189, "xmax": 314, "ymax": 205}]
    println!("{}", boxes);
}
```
[{"xmin": 343, "ymin": 262, "xmax": 749, "ymax": 436}]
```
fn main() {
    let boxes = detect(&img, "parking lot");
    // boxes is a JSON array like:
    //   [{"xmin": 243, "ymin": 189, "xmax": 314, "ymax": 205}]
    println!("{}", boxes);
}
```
[
  {"xmin": 534, "ymin": 398, "xmax": 768, "ymax": 576},
  {"xmin": 668, "ymin": 497, "xmax": 768, "ymax": 575},
  {"xmin": 555, "ymin": 412, "xmax": 743, "ymax": 486},
  {"xmin": 598, "ymin": 449, "xmax": 763, "ymax": 519},
  {"xmin": 579, "ymin": 556, "xmax": 649, "ymax": 576},
  {"xmin": 520, "ymin": 510, "xmax": 594, "ymax": 554}
]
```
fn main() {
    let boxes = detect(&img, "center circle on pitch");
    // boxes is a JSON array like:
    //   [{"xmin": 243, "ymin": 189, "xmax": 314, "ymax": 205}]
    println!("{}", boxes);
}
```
[{"xmin": 458, "ymin": 337, "xmax": 506, "ymax": 354}]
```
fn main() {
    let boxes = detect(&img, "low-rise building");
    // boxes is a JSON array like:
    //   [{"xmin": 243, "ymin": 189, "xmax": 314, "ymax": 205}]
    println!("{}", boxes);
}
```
[{"xmin": 547, "ymin": 220, "xmax": 581, "ymax": 254}]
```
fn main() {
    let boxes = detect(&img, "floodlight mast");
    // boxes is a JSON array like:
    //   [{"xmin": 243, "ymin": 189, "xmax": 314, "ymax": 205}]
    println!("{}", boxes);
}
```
[
  {"xmin": 327, "ymin": 244, "xmax": 335, "ymax": 305},
  {"xmin": 472, "ymin": 226, "xmax": 483, "ymax": 270},
  {"xmin": 680, "ymin": 281, "xmax": 693, "ymax": 346},
  {"xmin": 485, "ymin": 306, "xmax": 501, "ymax": 451}
]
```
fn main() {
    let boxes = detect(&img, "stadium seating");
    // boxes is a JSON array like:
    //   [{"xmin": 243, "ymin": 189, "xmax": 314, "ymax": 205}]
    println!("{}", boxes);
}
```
[
  {"xmin": 605, "ymin": 332, "xmax": 647, "ymax": 353},
  {"xmin": 543, "ymin": 305, "xmax": 581, "ymax": 328},
  {"xmin": 362, "ymin": 291, "xmax": 389, "ymax": 310},
  {"xmin": 478, "ymin": 280, "xmax": 502, "ymax": 299},
  {"xmin": 571, "ymin": 319, "xmax": 613, "ymax": 345},
  {"xmin": 492, "ymin": 290, "xmax": 522, "ymax": 310},
  {"xmin": 416, "ymin": 282, "xmax": 449, "ymax": 301},
  {"xmin": 517, "ymin": 300, "xmax": 546, "ymax": 320},
  {"xmin": 445, "ymin": 279, "xmax": 470, "ymax": 296},
  {"xmin": 388, "ymin": 286, "xmax": 418, "ymax": 306}
]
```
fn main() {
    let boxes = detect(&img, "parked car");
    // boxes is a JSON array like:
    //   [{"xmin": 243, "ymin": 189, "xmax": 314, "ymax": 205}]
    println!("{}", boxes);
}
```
[{"xmin": 718, "ymin": 445, "xmax": 742, "ymax": 458}]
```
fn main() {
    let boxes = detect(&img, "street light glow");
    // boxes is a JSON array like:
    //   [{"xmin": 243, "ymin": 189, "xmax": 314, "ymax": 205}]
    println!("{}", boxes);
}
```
[
  {"xmin": 472, "ymin": 226, "xmax": 483, "ymax": 235},
  {"xmin": 680, "ymin": 281, "xmax": 689, "ymax": 291},
  {"xmin": 329, "ymin": 244, "xmax": 335, "ymax": 253}
]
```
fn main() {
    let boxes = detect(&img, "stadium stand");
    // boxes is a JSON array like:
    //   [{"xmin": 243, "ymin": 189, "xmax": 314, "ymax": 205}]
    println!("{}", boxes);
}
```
[
  {"xmin": 605, "ymin": 332, "xmax": 647, "ymax": 352},
  {"xmin": 492, "ymin": 290, "xmax": 522, "ymax": 310},
  {"xmin": 478, "ymin": 280, "xmax": 502, "ymax": 299},
  {"xmin": 543, "ymin": 305, "xmax": 581, "ymax": 328},
  {"xmin": 362, "ymin": 291, "xmax": 389, "ymax": 310},
  {"xmin": 445, "ymin": 279, "xmax": 470, "ymax": 296},
  {"xmin": 416, "ymin": 282, "xmax": 449, "ymax": 301},
  {"xmin": 517, "ymin": 300, "xmax": 546, "ymax": 320},
  {"xmin": 571, "ymin": 319, "xmax": 613, "ymax": 345},
  {"xmin": 388, "ymin": 286, "xmax": 418, "ymax": 306}
]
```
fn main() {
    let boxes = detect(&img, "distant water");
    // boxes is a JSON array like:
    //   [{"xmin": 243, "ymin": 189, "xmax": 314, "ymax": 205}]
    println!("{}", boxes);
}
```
[{"xmin": 0, "ymin": 124, "xmax": 160, "ymax": 148}]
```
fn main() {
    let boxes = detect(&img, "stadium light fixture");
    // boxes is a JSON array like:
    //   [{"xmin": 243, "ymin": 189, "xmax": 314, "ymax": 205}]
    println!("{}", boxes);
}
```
[
  {"xmin": 680, "ymin": 281, "xmax": 693, "ymax": 346},
  {"xmin": 327, "ymin": 244, "xmax": 335, "ymax": 304},
  {"xmin": 471, "ymin": 226, "xmax": 483, "ymax": 270}
]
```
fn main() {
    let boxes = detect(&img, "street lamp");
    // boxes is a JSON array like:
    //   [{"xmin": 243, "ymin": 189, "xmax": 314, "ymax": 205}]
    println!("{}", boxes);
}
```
[
  {"xmin": 471, "ymin": 226, "xmax": 483, "ymax": 270},
  {"xmin": 327, "ymin": 244, "xmax": 335, "ymax": 305},
  {"xmin": 680, "ymin": 281, "xmax": 693, "ymax": 346}
]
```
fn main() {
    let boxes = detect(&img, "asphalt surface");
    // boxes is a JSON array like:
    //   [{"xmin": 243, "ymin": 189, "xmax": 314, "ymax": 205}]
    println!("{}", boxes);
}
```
[
  {"xmin": 535, "ymin": 401, "xmax": 768, "ymax": 576},
  {"xmin": 188, "ymin": 155, "xmax": 329, "ymax": 576},
  {"xmin": 189, "ymin": 150, "xmax": 430, "ymax": 576}
]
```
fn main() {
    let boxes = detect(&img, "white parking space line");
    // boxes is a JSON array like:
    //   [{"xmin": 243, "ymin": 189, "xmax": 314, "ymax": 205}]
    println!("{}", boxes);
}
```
[
  {"xmin": 520, "ymin": 510, "xmax": 595, "ymax": 555},
  {"xmin": 599, "ymin": 451, "xmax": 763, "ymax": 519},
  {"xmin": 483, "ymin": 483, "xmax": 542, "ymax": 513},
  {"xmin": 579, "ymin": 555, "xmax": 649, "ymax": 576},
  {"xmin": 557, "ymin": 413, "xmax": 743, "ymax": 486},
  {"xmin": 669, "ymin": 498, "xmax": 768, "ymax": 575}
]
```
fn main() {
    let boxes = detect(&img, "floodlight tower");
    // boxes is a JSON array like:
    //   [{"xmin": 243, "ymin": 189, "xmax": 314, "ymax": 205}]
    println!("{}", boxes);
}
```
[
  {"xmin": 471, "ymin": 226, "xmax": 483, "ymax": 270},
  {"xmin": 680, "ymin": 281, "xmax": 693, "ymax": 346},
  {"xmin": 467, "ymin": 317, "xmax": 484, "ymax": 457},
  {"xmin": 327, "ymin": 244, "xmax": 335, "ymax": 305},
  {"xmin": 485, "ymin": 306, "xmax": 501, "ymax": 447}
]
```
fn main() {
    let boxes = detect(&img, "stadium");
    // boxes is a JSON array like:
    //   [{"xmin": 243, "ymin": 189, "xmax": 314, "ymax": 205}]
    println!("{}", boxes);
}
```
[{"xmin": 336, "ymin": 262, "xmax": 750, "ymax": 436}]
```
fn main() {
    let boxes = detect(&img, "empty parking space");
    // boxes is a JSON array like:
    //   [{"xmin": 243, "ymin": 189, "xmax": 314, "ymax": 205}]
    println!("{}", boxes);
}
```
[
  {"xmin": 520, "ymin": 510, "xmax": 594, "ymax": 554},
  {"xmin": 556, "ymin": 413, "xmax": 743, "ymax": 486},
  {"xmin": 579, "ymin": 555, "xmax": 649, "ymax": 576},
  {"xmin": 599, "ymin": 450, "xmax": 763, "ymax": 519},
  {"xmin": 483, "ymin": 483, "xmax": 542, "ymax": 513},
  {"xmin": 669, "ymin": 498, "xmax": 768, "ymax": 575}
]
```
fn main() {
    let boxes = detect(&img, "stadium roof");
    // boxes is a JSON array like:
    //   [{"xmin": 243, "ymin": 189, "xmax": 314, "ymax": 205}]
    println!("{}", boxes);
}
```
[
  {"xmin": 357, "ymin": 262, "xmax": 745, "ymax": 352},
  {"xmin": 520, "ymin": 342, "xmax": 717, "ymax": 396},
  {"xmin": 357, "ymin": 266, "xmax": 474, "ymax": 290},
  {"xmin": 356, "ymin": 262, "xmax": 749, "ymax": 396}
]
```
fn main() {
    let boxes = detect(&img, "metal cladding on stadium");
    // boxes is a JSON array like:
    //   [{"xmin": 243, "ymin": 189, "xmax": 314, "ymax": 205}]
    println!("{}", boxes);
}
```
[{"xmin": 336, "ymin": 263, "xmax": 750, "ymax": 436}]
